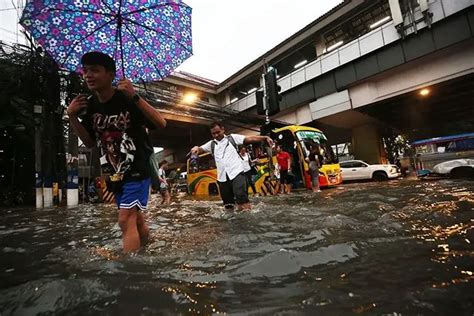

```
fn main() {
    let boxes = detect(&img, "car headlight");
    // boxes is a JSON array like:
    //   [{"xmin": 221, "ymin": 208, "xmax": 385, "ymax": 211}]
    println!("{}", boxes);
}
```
[{"xmin": 389, "ymin": 167, "xmax": 399, "ymax": 174}]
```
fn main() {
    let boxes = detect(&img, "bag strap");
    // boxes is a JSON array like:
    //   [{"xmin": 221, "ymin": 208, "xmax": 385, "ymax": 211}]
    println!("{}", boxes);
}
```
[
  {"xmin": 211, "ymin": 139, "xmax": 216, "ymax": 156},
  {"xmin": 211, "ymin": 135, "xmax": 243, "ymax": 160}
]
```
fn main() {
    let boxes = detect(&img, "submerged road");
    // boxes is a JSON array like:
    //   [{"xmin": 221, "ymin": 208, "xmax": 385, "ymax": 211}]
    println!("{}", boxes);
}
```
[{"xmin": 1, "ymin": 179, "xmax": 473, "ymax": 314}]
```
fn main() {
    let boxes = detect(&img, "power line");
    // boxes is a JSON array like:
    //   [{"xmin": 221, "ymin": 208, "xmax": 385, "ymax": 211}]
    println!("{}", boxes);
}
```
[
  {"xmin": 9, "ymin": 0, "xmax": 20, "ymax": 43},
  {"xmin": 0, "ymin": 6, "xmax": 24, "ymax": 12},
  {"xmin": 132, "ymin": 82, "xmax": 288, "ymax": 133}
]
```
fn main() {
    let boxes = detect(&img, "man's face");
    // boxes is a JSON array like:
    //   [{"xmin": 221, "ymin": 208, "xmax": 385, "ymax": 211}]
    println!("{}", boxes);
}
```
[
  {"xmin": 82, "ymin": 64, "xmax": 114, "ymax": 91},
  {"xmin": 210, "ymin": 125, "xmax": 225, "ymax": 141},
  {"xmin": 276, "ymin": 146, "xmax": 282, "ymax": 153}
]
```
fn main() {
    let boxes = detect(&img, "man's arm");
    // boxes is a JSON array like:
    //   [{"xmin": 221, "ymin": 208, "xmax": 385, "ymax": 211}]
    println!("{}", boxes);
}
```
[
  {"xmin": 191, "ymin": 140, "xmax": 212, "ymax": 156},
  {"xmin": 118, "ymin": 79, "xmax": 166, "ymax": 129},
  {"xmin": 67, "ymin": 95, "xmax": 95, "ymax": 148},
  {"xmin": 243, "ymin": 135, "xmax": 273, "ymax": 147}
]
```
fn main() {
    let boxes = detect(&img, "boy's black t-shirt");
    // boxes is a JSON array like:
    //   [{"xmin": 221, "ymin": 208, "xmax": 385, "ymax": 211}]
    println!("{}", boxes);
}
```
[{"xmin": 81, "ymin": 90, "xmax": 153, "ymax": 182}]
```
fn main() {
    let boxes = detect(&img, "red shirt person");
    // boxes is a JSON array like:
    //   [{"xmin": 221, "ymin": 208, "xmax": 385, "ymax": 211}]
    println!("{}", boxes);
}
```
[{"xmin": 276, "ymin": 145, "xmax": 292, "ymax": 194}]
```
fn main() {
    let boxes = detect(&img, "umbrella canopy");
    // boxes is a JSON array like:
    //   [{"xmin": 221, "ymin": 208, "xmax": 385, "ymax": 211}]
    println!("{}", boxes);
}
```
[{"xmin": 20, "ymin": 0, "xmax": 193, "ymax": 82}]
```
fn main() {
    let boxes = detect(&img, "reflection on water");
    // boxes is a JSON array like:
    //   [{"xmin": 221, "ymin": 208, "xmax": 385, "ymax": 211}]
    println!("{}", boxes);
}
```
[{"xmin": 0, "ymin": 179, "xmax": 473, "ymax": 314}]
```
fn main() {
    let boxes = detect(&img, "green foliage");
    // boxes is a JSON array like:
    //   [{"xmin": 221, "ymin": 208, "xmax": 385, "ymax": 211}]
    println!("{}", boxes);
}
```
[
  {"xmin": 382, "ymin": 129, "xmax": 413, "ymax": 164},
  {"xmin": 0, "ymin": 43, "xmax": 64, "ymax": 205}
]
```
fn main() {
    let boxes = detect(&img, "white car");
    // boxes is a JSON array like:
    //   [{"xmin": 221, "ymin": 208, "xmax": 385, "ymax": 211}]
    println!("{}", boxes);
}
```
[{"xmin": 339, "ymin": 160, "xmax": 401, "ymax": 181}]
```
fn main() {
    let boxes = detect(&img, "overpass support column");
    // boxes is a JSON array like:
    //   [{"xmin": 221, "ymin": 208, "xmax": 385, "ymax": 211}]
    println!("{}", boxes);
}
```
[{"xmin": 352, "ymin": 124, "xmax": 386, "ymax": 164}]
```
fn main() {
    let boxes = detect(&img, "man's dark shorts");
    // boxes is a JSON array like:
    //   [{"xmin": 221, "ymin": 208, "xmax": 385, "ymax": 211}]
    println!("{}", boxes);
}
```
[
  {"xmin": 218, "ymin": 173, "xmax": 249, "ymax": 208},
  {"xmin": 280, "ymin": 169, "xmax": 289, "ymax": 184}
]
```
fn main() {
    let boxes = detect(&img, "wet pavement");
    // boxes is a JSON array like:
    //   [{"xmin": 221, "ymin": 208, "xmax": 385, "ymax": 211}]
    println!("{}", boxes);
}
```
[{"xmin": 0, "ymin": 179, "xmax": 473, "ymax": 315}]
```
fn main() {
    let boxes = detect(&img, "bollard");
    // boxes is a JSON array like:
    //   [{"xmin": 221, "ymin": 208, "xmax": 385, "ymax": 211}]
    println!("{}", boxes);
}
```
[
  {"xmin": 35, "ymin": 172, "xmax": 43, "ymax": 209},
  {"xmin": 43, "ymin": 175, "xmax": 53, "ymax": 207}
]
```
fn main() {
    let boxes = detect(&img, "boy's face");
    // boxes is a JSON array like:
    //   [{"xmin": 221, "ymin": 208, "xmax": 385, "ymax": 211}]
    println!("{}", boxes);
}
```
[{"xmin": 82, "ymin": 64, "xmax": 114, "ymax": 91}]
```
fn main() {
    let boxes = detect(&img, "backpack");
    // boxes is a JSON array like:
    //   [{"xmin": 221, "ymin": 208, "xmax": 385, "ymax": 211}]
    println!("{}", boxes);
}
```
[{"xmin": 210, "ymin": 135, "xmax": 243, "ymax": 160}]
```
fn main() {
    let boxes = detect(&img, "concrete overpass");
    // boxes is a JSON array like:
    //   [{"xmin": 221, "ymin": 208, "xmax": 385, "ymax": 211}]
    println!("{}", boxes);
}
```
[
  {"xmin": 217, "ymin": 0, "xmax": 473, "ymax": 163},
  {"xmin": 135, "ymin": 0, "xmax": 473, "ymax": 166},
  {"xmin": 136, "ymin": 72, "xmax": 274, "ymax": 164}
]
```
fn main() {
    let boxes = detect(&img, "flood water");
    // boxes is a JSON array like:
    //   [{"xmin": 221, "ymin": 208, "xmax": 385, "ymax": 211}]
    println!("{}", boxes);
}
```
[{"xmin": 1, "ymin": 179, "xmax": 473, "ymax": 315}]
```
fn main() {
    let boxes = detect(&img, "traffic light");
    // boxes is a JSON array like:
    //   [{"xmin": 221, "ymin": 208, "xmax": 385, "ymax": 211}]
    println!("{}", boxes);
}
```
[
  {"xmin": 256, "ymin": 90, "xmax": 265, "ymax": 115},
  {"xmin": 264, "ymin": 67, "xmax": 282, "ymax": 116}
]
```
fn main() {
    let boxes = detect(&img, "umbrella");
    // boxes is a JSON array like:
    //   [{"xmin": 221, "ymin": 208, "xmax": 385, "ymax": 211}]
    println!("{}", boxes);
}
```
[{"xmin": 20, "ymin": 0, "xmax": 193, "ymax": 82}]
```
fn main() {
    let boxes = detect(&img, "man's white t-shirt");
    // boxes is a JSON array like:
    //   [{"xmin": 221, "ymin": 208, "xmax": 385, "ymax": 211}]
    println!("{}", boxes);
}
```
[{"xmin": 201, "ymin": 134, "xmax": 246, "ymax": 182}]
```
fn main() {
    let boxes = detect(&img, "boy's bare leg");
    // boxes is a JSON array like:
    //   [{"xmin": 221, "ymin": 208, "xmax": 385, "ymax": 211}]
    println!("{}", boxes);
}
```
[
  {"xmin": 137, "ymin": 211, "xmax": 150, "ymax": 246},
  {"xmin": 118, "ymin": 207, "xmax": 140, "ymax": 253}
]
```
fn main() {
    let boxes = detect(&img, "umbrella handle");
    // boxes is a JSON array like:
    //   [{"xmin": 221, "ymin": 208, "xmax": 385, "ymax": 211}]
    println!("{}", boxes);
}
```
[{"xmin": 118, "ymin": 15, "xmax": 125, "ymax": 79}]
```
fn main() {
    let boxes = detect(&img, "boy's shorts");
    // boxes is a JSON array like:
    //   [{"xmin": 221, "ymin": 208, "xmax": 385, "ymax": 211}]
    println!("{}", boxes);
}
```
[{"xmin": 114, "ymin": 178, "xmax": 150, "ymax": 210}]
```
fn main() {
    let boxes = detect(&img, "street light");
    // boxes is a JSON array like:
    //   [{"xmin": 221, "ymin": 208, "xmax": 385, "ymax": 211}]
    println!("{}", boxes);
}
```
[
  {"xmin": 370, "ymin": 16, "xmax": 391, "ymax": 29},
  {"xmin": 183, "ymin": 93, "xmax": 198, "ymax": 104},
  {"xmin": 247, "ymin": 87, "xmax": 257, "ymax": 94},
  {"xmin": 326, "ymin": 41, "xmax": 344, "ymax": 52},
  {"xmin": 293, "ymin": 60, "xmax": 308, "ymax": 69},
  {"xmin": 419, "ymin": 88, "xmax": 430, "ymax": 96}
]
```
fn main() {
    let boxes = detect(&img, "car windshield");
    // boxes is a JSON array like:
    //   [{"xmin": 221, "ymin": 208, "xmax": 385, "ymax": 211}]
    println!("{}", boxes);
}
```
[
  {"xmin": 295, "ymin": 130, "xmax": 327, "ymax": 146},
  {"xmin": 295, "ymin": 130, "xmax": 338, "ymax": 164}
]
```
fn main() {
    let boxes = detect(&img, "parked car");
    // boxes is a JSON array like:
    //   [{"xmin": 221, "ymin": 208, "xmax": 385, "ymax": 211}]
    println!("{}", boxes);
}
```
[
  {"xmin": 339, "ymin": 160, "xmax": 401, "ymax": 181},
  {"xmin": 432, "ymin": 159, "xmax": 474, "ymax": 178}
]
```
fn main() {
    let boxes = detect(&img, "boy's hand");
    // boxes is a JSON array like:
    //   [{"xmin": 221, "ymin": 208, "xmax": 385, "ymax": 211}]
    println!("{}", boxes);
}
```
[
  {"xmin": 67, "ymin": 94, "xmax": 88, "ymax": 116},
  {"xmin": 117, "ymin": 79, "xmax": 135, "ymax": 98}
]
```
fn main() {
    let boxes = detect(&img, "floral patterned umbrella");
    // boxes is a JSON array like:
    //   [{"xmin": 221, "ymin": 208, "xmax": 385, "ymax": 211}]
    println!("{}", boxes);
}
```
[{"xmin": 20, "ymin": 0, "xmax": 193, "ymax": 82}]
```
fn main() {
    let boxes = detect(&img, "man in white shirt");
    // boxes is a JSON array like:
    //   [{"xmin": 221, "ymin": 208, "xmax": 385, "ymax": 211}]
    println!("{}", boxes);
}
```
[{"xmin": 191, "ymin": 122, "xmax": 273, "ymax": 211}]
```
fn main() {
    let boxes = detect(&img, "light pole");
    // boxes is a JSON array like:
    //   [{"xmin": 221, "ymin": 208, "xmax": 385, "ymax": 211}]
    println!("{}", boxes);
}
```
[{"xmin": 34, "ymin": 104, "xmax": 43, "ymax": 208}]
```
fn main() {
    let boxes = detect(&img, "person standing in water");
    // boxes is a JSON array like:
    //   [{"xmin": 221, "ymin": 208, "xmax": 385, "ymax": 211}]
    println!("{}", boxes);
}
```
[
  {"xmin": 239, "ymin": 146, "xmax": 258, "ymax": 196},
  {"xmin": 306, "ymin": 143, "xmax": 322, "ymax": 193},
  {"xmin": 67, "ymin": 52, "xmax": 166, "ymax": 253},
  {"xmin": 158, "ymin": 160, "xmax": 171, "ymax": 205},
  {"xmin": 276, "ymin": 145, "xmax": 292, "ymax": 194},
  {"xmin": 190, "ymin": 122, "xmax": 273, "ymax": 211}
]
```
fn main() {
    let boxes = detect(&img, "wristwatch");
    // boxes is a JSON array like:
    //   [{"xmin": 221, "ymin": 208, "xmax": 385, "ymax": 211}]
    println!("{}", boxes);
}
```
[{"xmin": 132, "ymin": 93, "xmax": 141, "ymax": 103}]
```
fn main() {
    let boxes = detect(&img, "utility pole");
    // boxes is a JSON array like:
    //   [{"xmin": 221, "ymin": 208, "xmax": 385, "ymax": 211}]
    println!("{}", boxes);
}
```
[
  {"xmin": 262, "ymin": 64, "xmax": 270, "ymax": 125},
  {"xmin": 42, "ymin": 103, "xmax": 54, "ymax": 207},
  {"xmin": 34, "ymin": 104, "xmax": 43, "ymax": 208}
]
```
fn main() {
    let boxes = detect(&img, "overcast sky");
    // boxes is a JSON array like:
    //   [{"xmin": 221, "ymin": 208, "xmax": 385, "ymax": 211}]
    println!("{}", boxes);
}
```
[{"xmin": 0, "ymin": 0, "xmax": 343, "ymax": 82}]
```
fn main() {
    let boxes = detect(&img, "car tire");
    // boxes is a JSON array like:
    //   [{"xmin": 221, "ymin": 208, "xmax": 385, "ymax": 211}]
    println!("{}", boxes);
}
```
[
  {"xmin": 372, "ymin": 171, "xmax": 388, "ymax": 181},
  {"xmin": 450, "ymin": 167, "xmax": 474, "ymax": 179}
]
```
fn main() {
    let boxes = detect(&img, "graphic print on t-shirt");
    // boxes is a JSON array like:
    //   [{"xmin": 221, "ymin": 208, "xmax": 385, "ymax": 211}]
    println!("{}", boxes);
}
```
[{"xmin": 92, "ymin": 111, "xmax": 136, "ymax": 176}]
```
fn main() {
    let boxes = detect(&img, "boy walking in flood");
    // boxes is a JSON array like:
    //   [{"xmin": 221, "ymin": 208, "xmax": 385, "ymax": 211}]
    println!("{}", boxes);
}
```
[{"xmin": 67, "ymin": 52, "xmax": 166, "ymax": 253}]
